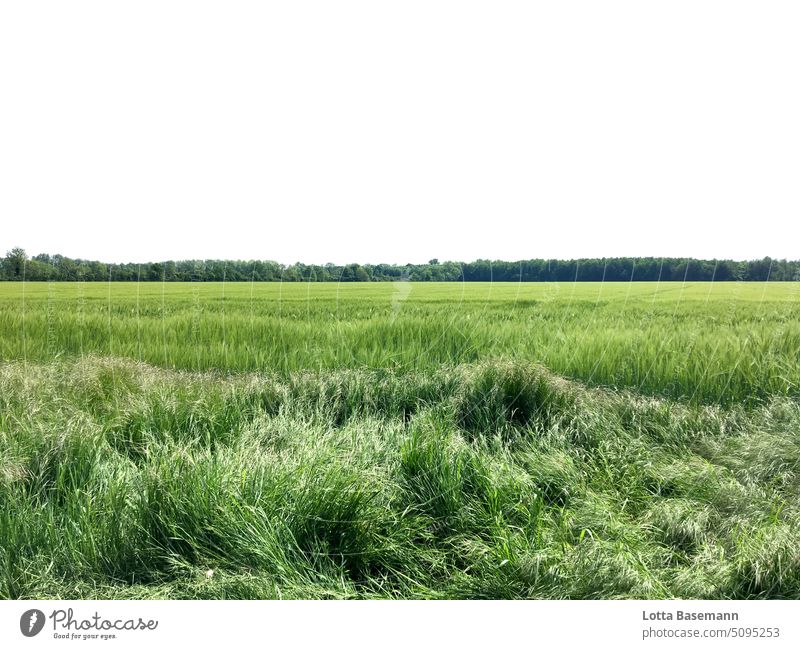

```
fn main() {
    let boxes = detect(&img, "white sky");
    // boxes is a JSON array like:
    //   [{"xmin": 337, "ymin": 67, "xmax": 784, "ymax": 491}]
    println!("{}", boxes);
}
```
[{"xmin": 1, "ymin": 1, "xmax": 798, "ymax": 265}]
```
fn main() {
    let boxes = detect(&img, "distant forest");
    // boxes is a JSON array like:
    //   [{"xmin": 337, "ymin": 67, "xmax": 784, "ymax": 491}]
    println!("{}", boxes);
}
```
[{"xmin": 1, "ymin": 248, "xmax": 798, "ymax": 282}]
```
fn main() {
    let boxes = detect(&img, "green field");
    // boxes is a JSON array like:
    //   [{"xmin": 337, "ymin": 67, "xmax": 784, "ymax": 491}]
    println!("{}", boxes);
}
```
[
  {"xmin": 3, "ymin": 281, "xmax": 800, "ymax": 402},
  {"xmin": 1, "ymin": 281, "xmax": 799, "ymax": 598}
]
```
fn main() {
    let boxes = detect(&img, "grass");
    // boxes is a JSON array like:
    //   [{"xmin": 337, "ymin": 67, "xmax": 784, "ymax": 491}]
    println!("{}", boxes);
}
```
[
  {"xmin": 1, "ymin": 281, "xmax": 799, "ymax": 404},
  {"xmin": 0, "ymin": 281, "xmax": 798, "ymax": 599}
]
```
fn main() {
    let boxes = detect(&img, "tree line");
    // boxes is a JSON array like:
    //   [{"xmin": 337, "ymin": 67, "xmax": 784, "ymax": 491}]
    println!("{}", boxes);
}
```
[{"xmin": 1, "ymin": 248, "xmax": 798, "ymax": 282}]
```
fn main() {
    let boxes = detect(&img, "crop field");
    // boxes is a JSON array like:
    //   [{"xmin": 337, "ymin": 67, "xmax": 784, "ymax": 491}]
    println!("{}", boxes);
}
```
[{"xmin": 1, "ymin": 281, "xmax": 800, "ymax": 598}]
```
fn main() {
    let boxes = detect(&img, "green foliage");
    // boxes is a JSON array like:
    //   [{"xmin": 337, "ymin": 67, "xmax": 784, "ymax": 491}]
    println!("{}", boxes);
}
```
[{"xmin": 3, "ymin": 249, "xmax": 799, "ymax": 282}]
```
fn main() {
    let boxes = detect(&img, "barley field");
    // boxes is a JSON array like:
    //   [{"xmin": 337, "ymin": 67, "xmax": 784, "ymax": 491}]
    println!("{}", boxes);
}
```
[{"xmin": 1, "ymin": 281, "xmax": 799, "ymax": 598}]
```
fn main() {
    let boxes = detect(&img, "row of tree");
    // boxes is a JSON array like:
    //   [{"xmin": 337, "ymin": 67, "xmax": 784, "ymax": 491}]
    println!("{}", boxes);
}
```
[{"xmin": 1, "ymin": 248, "xmax": 798, "ymax": 282}]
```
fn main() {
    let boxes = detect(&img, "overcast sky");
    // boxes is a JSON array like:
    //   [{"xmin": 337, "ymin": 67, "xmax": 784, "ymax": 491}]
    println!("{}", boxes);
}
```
[{"xmin": 1, "ymin": 1, "xmax": 798, "ymax": 265}]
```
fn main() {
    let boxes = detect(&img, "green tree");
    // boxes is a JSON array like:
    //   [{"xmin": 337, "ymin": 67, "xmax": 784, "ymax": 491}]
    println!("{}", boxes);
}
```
[{"xmin": 4, "ymin": 247, "xmax": 28, "ymax": 279}]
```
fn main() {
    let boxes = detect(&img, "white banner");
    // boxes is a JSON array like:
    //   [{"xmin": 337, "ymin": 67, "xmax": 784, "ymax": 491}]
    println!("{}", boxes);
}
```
[{"xmin": 1, "ymin": 600, "xmax": 798, "ymax": 649}]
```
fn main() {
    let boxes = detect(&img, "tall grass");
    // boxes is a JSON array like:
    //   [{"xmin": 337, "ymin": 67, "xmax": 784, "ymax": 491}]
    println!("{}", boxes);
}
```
[
  {"xmin": 0, "ymin": 281, "xmax": 798, "ymax": 404},
  {"xmin": 1, "ymin": 281, "xmax": 797, "ymax": 598},
  {"xmin": 1, "ymin": 357, "xmax": 799, "ymax": 599}
]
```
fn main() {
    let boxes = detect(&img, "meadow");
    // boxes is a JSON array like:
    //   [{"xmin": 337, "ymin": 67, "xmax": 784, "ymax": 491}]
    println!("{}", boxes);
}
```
[
  {"xmin": 1, "ymin": 281, "xmax": 799, "ymax": 598},
  {"xmin": 2, "ymin": 281, "xmax": 799, "ymax": 403}
]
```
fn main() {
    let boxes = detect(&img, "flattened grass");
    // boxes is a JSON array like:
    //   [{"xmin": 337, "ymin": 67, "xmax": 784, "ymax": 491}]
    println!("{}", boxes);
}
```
[{"xmin": 1, "ymin": 358, "xmax": 799, "ymax": 599}]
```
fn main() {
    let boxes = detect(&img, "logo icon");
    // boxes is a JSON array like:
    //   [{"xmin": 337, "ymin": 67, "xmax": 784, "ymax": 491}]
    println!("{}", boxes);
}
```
[{"xmin": 20, "ymin": 609, "xmax": 45, "ymax": 637}]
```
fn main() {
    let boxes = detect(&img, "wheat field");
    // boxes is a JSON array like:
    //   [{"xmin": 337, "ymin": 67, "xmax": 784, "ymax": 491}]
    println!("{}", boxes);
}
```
[{"xmin": 1, "ymin": 281, "xmax": 799, "ymax": 598}]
